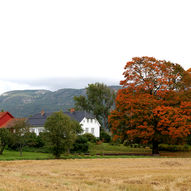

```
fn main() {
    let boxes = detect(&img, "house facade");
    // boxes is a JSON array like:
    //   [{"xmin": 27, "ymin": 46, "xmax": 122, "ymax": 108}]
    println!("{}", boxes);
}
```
[{"xmin": 27, "ymin": 110, "xmax": 100, "ymax": 137}]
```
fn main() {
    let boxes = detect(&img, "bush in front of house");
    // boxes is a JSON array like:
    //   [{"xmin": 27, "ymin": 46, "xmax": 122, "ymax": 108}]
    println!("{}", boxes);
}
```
[
  {"xmin": 71, "ymin": 135, "xmax": 89, "ymax": 153},
  {"xmin": 83, "ymin": 133, "xmax": 97, "ymax": 143},
  {"xmin": 8, "ymin": 132, "xmax": 45, "ymax": 147},
  {"xmin": 25, "ymin": 132, "xmax": 39, "ymax": 147},
  {"xmin": 100, "ymin": 130, "xmax": 111, "ymax": 143}
]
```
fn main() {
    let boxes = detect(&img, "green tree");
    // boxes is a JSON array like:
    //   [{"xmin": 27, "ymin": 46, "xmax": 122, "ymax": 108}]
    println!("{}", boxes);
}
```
[
  {"xmin": 74, "ymin": 83, "xmax": 115, "ymax": 130},
  {"xmin": 0, "ymin": 128, "xmax": 12, "ymax": 155},
  {"xmin": 12, "ymin": 119, "xmax": 30, "ymax": 156},
  {"xmin": 44, "ymin": 111, "xmax": 82, "ymax": 158}
]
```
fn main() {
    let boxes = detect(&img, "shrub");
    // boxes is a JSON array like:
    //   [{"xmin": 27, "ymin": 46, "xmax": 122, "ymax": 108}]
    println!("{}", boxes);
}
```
[
  {"xmin": 100, "ymin": 131, "xmax": 111, "ymax": 143},
  {"xmin": 109, "ymin": 140, "xmax": 121, "ymax": 146},
  {"xmin": 8, "ymin": 132, "xmax": 46, "ymax": 149},
  {"xmin": 36, "ymin": 132, "xmax": 47, "ymax": 147},
  {"xmin": 71, "ymin": 135, "xmax": 89, "ymax": 153},
  {"xmin": 25, "ymin": 132, "xmax": 38, "ymax": 147},
  {"xmin": 83, "ymin": 133, "xmax": 97, "ymax": 143},
  {"xmin": 96, "ymin": 140, "xmax": 103, "ymax": 145},
  {"xmin": 159, "ymin": 144, "xmax": 191, "ymax": 152},
  {"xmin": 186, "ymin": 135, "xmax": 191, "ymax": 145},
  {"xmin": 123, "ymin": 140, "xmax": 132, "ymax": 146}
]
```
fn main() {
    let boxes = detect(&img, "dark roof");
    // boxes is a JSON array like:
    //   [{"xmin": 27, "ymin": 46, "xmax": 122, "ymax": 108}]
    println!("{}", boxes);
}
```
[{"xmin": 27, "ymin": 111, "xmax": 95, "ymax": 127}]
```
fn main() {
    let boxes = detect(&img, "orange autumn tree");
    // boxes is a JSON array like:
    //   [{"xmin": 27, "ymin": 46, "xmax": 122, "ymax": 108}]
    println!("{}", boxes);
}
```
[
  {"xmin": 187, "ymin": 68, "xmax": 191, "ymax": 73},
  {"xmin": 109, "ymin": 56, "xmax": 191, "ymax": 154}
]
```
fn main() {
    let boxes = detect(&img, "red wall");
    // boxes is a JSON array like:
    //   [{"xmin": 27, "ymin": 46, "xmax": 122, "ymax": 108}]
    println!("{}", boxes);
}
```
[{"xmin": 0, "ymin": 113, "xmax": 14, "ymax": 128}]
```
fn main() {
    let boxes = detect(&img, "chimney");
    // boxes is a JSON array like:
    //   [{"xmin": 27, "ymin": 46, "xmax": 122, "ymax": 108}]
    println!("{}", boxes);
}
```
[
  {"xmin": 41, "ymin": 110, "xmax": 45, "ymax": 116},
  {"xmin": 70, "ymin": 108, "xmax": 75, "ymax": 114}
]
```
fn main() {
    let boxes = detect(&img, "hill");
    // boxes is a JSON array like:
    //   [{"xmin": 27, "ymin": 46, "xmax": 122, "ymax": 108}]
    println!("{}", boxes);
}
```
[{"xmin": 0, "ymin": 86, "xmax": 120, "ymax": 117}]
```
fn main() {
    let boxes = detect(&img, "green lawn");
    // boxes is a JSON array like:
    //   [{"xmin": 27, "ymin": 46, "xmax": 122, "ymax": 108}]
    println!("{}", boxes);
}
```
[
  {"xmin": 0, "ymin": 150, "xmax": 153, "ymax": 161},
  {"xmin": 1, "ymin": 143, "xmax": 191, "ymax": 161},
  {"xmin": 0, "ymin": 150, "xmax": 54, "ymax": 161},
  {"xmin": 88, "ymin": 143, "xmax": 152, "ymax": 155},
  {"xmin": 0, "ymin": 144, "xmax": 153, "ymax": 161}
]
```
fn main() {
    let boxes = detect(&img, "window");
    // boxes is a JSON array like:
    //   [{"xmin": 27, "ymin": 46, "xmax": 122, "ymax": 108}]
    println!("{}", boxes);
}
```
[
  {"xmin": 85, "ymin": 128, "xmax": 89, "ymax": 133},
  {"xmin": 91, "ymin": 128, "xmax": 94, "ymax": 135},
  {"xmin": 87, "ymin": 119, "xmax": 89, "ymax": 123}
]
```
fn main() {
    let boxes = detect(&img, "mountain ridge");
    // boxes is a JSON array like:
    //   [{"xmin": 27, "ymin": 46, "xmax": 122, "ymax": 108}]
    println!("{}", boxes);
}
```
[{"xmin": 0, "ymin": 86, "xmax": 120, "ymax": 118}]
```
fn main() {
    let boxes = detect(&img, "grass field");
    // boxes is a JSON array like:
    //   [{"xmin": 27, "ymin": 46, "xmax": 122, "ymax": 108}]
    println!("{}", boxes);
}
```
[
  {"xmin": 0, "ymin": 150, "xmax": 54, "ymax": 161},
  {"xmin": 0, "ymin": 150, "xmax": 153, "ymax": 161},
  {"xmin": 88, "ymin": 143, "xmax": 152, "ymax": 154},
  {"xmin": 1, "ymin": 158, "xmax": 191, "ymax": 191},
  {"xmin": 1, "ymin": 144, "xmax": 191, "ymax": 161}
]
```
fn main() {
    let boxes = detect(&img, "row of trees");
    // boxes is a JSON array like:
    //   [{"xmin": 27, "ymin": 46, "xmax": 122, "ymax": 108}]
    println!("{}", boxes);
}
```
[
  {"xmin": 0, "ymin": 110, "xmax": 111, "ymax": 158},
  {"xmin": 0, "ymin": 120, "xmax": 30, "ymax": 156},
  {"xmin": 0, "ymin": 112, "xmax": 82, "ymax": 158},
  {"xmin": 109, "ymin": 56, "xmax": 191, "ymax": 154}
]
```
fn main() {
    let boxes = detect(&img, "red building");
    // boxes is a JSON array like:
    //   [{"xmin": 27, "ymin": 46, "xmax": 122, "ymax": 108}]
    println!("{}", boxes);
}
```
[{"xmin": 0, "ymin": 112, "xmax": 15, "ymax": 128}]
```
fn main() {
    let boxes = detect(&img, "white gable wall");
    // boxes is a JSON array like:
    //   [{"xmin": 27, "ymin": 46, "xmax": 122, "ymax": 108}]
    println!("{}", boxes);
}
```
[{"xmin": 80, "ymin": 117, "xmax": 100, "ymax": 138}]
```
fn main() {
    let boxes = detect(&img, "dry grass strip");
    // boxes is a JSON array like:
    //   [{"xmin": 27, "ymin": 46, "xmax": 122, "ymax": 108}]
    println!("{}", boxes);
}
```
[{"xmin": 1, "ymin": 158, "xmax": 191, "ymax": 191}]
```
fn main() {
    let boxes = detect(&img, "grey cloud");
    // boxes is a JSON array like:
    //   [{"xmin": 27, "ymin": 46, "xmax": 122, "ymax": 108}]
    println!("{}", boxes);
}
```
[{"xmin": 1, "ymin": 77, "xmax": 120, "ymax": 92}]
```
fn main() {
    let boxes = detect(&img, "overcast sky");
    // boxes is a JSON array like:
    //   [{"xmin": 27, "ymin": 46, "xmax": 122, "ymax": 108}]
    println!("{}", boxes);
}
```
[{"xmin": 0, "ymin": 0, "xmax": 191, "ymax": 94}]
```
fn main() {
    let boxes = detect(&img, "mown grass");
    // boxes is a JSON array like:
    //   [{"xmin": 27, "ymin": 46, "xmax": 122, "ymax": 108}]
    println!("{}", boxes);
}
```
[
  {"xmin": 0, "ymin": 150, "xmax": 153, "ymax": 161},
  {"xmin": 88, "ymin": 143, "xmax": 152, "ymax": 154},
  {"xmin": 0, "ymin": 150, "xmax": 53, "ymax": 161},
  {"xmin": 1, "ymin": 143, "xmax": 191, "ymax": 161},
  {"xmin": 89, "ymin": 143, "xmax": 191, "ymax": 158}
]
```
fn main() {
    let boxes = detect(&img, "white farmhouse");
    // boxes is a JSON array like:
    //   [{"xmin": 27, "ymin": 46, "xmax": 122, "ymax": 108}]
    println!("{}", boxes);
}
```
[{"xmin": 27, "ymin": 110, "xmax": 100, "ymax": 137}]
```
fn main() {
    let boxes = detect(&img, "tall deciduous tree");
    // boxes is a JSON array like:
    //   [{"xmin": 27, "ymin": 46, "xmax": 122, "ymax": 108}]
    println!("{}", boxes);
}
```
[
  {"xmin": 74, "ymin": 83, "xmax": 115, "ymax": 130},
  {"xmin": 12, "ymin": 119, "xmax": 30, "ymax": 156},
  {"xmin": 109, "ymin": 56, "xmax": 191, "ymax": 154},
  {"xmin": 44, "ymin": 111, "xmax": 82, "ymax": 158},
  {"xmin": 187, "ymin": 68, "xmax": 191, "ymax": 73}
]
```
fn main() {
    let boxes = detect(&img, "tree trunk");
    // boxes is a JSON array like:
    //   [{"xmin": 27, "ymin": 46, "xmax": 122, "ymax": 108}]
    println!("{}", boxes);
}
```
[
  {"xmin": 152, "ymin": 140, "xmax": 159, "ymax": 155},
  {"xmin": 19, "ymin": 144, "xmax": 23, "ymax": 157},
  {"xmin": 55, "ymin": 153, "xmax": 60, "ymax": 159}
]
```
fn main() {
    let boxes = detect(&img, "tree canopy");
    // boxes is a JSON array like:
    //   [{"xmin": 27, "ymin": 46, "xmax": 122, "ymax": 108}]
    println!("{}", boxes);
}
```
[
  {"xmin": 74, "ymin": 83, "xmax": 115, "ymax": 130},
  {"xmin": 109, "ymin": 56, "xmax": 191, "ymax": 154},
  {"xmin": 12, "ymin": 119, "xmax": 30, "ymax": 156},
  {"xmin": 44, "ymin": 111, "xmax": 82, "ymax": 158}
]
